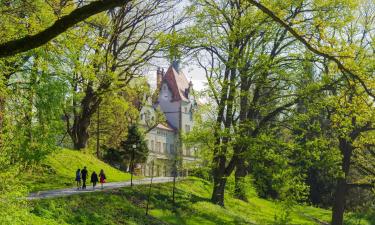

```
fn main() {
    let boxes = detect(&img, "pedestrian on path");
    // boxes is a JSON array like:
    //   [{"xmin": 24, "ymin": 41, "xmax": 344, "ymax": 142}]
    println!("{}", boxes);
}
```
[
  {"xmin": 90, "ymin": 171, "xmax": 99, "ymax": 190},
  {"xmin": 99, "ymin": 169, "xmax": 106, "ymax": 189},
  {"xmin": 75, "ymin": 169, "xmax": 81, "ymax": 190},
  {"xmin": 81, "ymin": 166, "xmax": 88, "ymax": 190}
]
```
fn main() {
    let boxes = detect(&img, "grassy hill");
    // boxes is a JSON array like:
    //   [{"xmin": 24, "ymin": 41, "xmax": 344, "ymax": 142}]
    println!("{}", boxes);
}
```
[
  {"xmin": 24, "ymin": 150, "xmax": 373, "ymax": 225},
  {"xmin": 23, "ymin": 149, "xmax": 131, "ymax": 192},
  {"xmin": 30, "ymin": 177, "xmax": 374, "ymax": 225}
]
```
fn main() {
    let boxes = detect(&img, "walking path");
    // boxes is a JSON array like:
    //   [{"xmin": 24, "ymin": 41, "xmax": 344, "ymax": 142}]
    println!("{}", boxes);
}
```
[{"xmin": 28, "ymin": 177, "xmax": 176, "ymax": 200}]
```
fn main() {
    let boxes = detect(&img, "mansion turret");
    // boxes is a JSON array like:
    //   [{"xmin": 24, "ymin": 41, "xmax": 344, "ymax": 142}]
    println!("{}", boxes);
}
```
[{"xmin": 139, "ymin": 62, "xmax": 198, "ymax": 176}]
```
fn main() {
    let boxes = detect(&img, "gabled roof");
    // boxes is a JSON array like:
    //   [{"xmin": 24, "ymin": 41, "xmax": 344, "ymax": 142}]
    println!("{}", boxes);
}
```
[
  {"xmin": 156, "ymin": 123, "xmax": 175, "ymax": 131},
  {"xmin": 162, "ymin": 65, "xmax": 190, "ymax": 102}
]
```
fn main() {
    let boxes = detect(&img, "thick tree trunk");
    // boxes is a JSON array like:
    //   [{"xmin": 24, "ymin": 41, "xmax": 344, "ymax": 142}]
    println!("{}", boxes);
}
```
[
  {"xmin": 331, "ymin": 138, "xmax": 352, "ymax": 225},
  {"xmin": 68, "ymin": 82, "xmax": 101, "ymax": 150},
  {"xmin": 234, "ymin": 157, "xmax": 247, "ymax": 201},
  {"xmin": 211, "ymin": 149, "xmax": 238, "ymax": 206},
  {"xmin": 332, "ymin": 178, "xmax": 347, "ymax": 225},
  {"xmin": 72, "ymin": 118, "xmax": 91, "ymax": 149},
  {"xmin": 211, "ymin": 171, "xmax": 227, "ymax": 206}
]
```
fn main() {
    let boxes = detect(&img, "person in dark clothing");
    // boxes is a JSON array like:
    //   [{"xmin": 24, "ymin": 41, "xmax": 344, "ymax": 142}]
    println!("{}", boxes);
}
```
[
  {"xmin": 90, "ymin": 171, "xmax": 99, "ymax": 190},
  {"xmin": 75, "ymin": 169, "xmax": 81, "ymax": 190},
  {"xmin": 81, "ymin": 166, "xmax": 88, "ymax": 190}
]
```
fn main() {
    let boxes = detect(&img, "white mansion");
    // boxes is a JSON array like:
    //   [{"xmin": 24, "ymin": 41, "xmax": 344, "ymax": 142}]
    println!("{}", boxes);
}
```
[{"xmin": 139, "ymin": 62, "xmax": 198, "ymax": 176}]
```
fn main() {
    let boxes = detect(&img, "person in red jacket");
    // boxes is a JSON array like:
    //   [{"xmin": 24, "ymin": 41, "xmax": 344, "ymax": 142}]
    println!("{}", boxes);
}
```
[{"xmin": 99, "ymin": 169, "xmax": 106, "ymax": 189}]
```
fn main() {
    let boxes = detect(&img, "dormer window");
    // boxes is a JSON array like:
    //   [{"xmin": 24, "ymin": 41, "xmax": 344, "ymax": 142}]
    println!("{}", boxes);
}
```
[{"xmin": 163, "ymin": 85, "xmax": 169, "ymax": 99}]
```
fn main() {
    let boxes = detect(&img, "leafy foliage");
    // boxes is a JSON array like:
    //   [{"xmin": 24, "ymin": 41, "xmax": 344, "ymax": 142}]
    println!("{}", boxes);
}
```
[{"xmin": 119, "ymin": 125, "xmax": 149, "ymax": 164}]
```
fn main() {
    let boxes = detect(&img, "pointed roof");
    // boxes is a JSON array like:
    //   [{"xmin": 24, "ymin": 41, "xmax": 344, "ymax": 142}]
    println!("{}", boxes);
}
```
[
  {"xmin": 162, "ymin": 65, "xmax": 190, "ymax": 102},
  {"xmin": 155, "ymin": 123, "xmax": 175, "ymax": 131}
]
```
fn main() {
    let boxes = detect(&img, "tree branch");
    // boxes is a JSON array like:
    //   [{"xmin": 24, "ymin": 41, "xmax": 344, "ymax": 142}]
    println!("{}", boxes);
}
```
[
  {"xmin": 0, "ymin": 0, "xmax": 130, "ymax": 57},
  {"xmin": 247, "ymin": 0, "xmax": 375, "ymax": 100}
]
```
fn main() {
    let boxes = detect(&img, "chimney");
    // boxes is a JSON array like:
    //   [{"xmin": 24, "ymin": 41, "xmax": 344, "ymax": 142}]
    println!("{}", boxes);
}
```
[
  {"xmin": 172, "ymin": 60, "xmax": 180, "ymax": 73},
  {"xmin": 157, "ymin": 67, "xmax": 162, "ymax": 90}
]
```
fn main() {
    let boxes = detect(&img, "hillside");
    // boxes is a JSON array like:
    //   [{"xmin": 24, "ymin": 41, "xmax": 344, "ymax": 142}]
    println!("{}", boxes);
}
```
[
  {"xmin": 23, "ymin": 149, "xmax": 131, "ymax": 192},
  {"xmin": 30, "ymin": 177, "xmax": 373, "ymax": 225}
]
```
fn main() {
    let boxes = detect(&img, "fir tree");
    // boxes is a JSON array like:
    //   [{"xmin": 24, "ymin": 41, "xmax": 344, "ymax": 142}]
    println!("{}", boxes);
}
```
[{"xmin": 120, "ymin": 125, "xmax": 149, "ymax": 165}]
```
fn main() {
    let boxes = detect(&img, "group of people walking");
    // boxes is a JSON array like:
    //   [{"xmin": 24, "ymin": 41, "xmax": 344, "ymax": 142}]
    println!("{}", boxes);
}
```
[{"xmin": 75, "ymin": 166, "xmax": 106, "ymax": 190}]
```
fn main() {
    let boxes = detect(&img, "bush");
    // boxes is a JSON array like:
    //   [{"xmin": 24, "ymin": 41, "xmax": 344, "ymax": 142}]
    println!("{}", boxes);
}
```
[
  {"xmin": 189, "ymin": 166, "xmax": 212, "ymax": 181},
  {"xmin": 225, "ymin": 174, "xmax": 258, "ymax": 199}
]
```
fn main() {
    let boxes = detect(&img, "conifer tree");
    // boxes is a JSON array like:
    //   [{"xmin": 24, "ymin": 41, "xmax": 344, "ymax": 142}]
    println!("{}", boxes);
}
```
[{"xmin": 119, "ymin": 125, "xmax": 149, "ymax": 166}]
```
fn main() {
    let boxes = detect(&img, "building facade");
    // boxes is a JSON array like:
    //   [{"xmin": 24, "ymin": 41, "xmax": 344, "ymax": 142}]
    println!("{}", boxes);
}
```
[{"xmin": 139, "ymin": 63, "xmax": 197, "ymax": 176}]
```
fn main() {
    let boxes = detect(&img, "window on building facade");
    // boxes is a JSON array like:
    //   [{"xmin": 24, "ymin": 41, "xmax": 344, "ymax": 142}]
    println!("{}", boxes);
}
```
[
  {"xmin": 163, "ymin": 86, "xmax": 168, "ymax": 99},
  {"xmin": 145, "ymin": 110, "xmax": 150, "ymax": 121},
  {"xmin": 151, "ymin": 140, "xmax": 154, "ymax": 151},
  {"xmin": 163, "ymin": 143, "xmax": 167, "ymax": 153},
  {"xmin": 156, "ymin": 141, "xmax": 161, "ymax": 152},
  {"xmin": 186, "ymin": 147, "xmax": 190, "ymax": 156},
  {"xmin": 185, "ymin": 125, "xmax": 190, "ymax": 133},
  {"xmin": 170, "ymin": 144, "xmax": 174, "ymax": 153},
  {"xmin": 184, "ymin": 107, "xmax": 188, "ymax": 113}
]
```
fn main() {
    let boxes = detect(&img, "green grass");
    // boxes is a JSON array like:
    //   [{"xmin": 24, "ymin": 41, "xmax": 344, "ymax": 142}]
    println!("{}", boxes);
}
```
[
  {"xmin": 23, "ymin": 149, "xmax": 132, "ymax": 192},
  {"xmin": 29, "ymin": 177, "xmax": 374, "ymax": 225}
]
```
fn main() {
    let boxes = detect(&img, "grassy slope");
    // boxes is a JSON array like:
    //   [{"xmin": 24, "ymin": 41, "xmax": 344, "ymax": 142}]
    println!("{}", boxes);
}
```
[
  {"xmin": 29, "ymin": 177, "xmax": 374, "ymax": 225},
  {"xmin": 23, "ymin": 149, "xmax": 131, "ymax": 192}
]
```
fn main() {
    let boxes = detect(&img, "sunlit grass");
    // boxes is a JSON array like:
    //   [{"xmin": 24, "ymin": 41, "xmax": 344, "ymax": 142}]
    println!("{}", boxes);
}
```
[
  {"xmin": 30, "ymin": 177, "xmax": 373, "ymax": 225},
  {"xmin": 23, "ymin": 148, "xmax": 132, "ymax": 192}
]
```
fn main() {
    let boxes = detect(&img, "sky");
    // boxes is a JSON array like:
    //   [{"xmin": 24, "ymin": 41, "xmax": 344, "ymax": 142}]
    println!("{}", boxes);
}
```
[
  {"xmin": 145, "ymin": 59, "xmax": 207, "ymax": 92},
  {"xmin": 144, "ymin": 1, "xmax": 208, "ymax": 92}
]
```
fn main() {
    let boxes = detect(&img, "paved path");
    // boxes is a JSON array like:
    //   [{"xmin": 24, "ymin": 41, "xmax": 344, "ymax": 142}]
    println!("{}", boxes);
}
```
[{"xmin": 28, "ymin": 177, "xmax": 176, "ymax": 200}]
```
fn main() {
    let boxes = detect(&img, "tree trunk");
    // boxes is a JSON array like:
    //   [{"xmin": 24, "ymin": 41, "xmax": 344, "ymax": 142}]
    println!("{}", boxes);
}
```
[
  {"xmin": 72, "ymin": 119, "xmax": 91, "ymax": 150},
  {"xmin": 211, "ymin": 172, "xmax": 227, "ymax": 206},
  {"xmin": 332, "ymin": 178, "xmax": 347, "ymax": 225},
  {"xmin": 331, "ymin": 138, "xmax": 352, "ymax": 225},
  {"xmin": 211, "ymin": 146, "xmax": 228, "ymax": 206},
  {"xmin": 234, "ymin": 157, "xmax": 247, "ymax": 201},
  {"xmin": 68, "ymin": 82, "xmax": 100, "ymax": 150}
]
